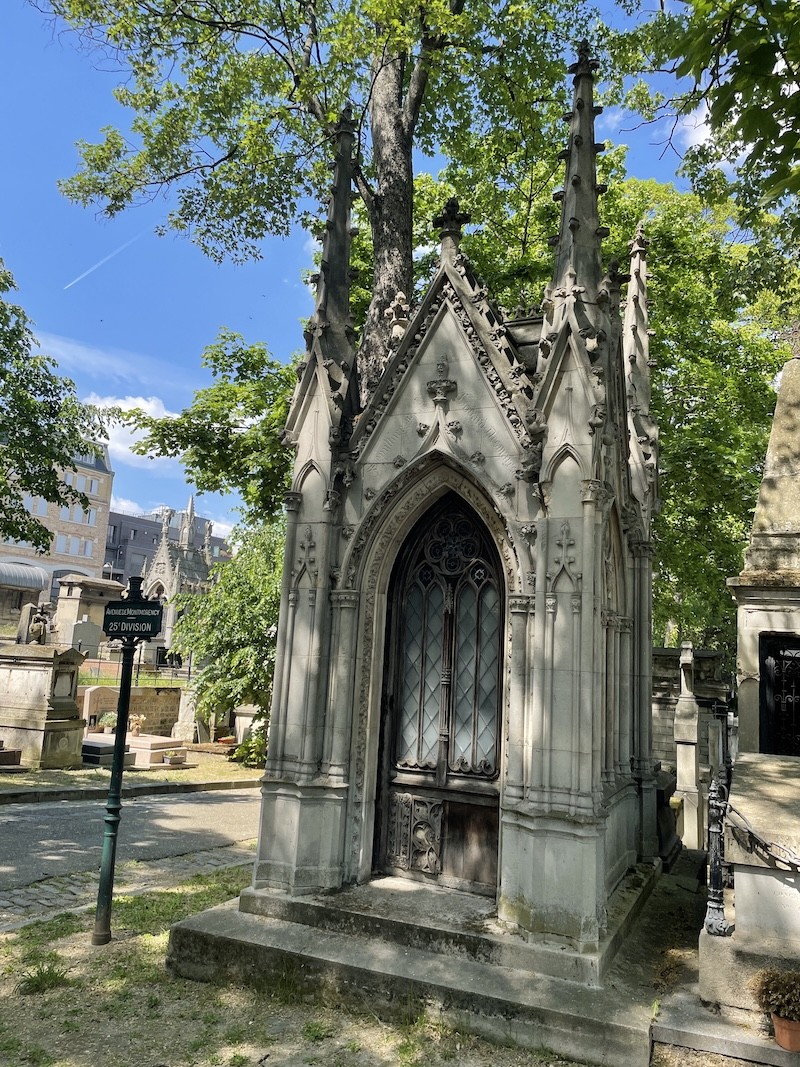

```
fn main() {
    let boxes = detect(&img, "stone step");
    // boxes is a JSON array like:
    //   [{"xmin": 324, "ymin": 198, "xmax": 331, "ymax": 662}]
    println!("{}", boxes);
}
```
[
  {"xmin": 238, "ymin": 862, "xmax": 659, "ymax": 987},
  {"xmin": 167, "ymin": 900, "xmax": 651, "ymax": 1067}
]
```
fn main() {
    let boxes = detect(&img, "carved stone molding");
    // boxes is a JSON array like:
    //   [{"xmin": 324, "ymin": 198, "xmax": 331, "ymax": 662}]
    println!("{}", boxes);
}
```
[
  {"xmin": 330, "ymin": 590, "xmax": 360, "ymax": 609},
  {"xmin": 509, "ymin": 594, "xmax": 533, "ymax": 613},
  {"xmin": 284, "ymin": 491, "xmax": 302, "ymax": 512},
  {"xmin": 386, "ymin": 793, "xmax": 443, "ymax": 875}
]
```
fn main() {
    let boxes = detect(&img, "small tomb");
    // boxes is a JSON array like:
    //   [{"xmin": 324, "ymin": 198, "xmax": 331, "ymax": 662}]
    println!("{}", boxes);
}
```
[
  {"xmin": 125, "ymin": 733, "xmax": 186, "ymax": 767},
  {"xmin": 81, "ymin": 738, "xmax": 136, "ymax": 768}
]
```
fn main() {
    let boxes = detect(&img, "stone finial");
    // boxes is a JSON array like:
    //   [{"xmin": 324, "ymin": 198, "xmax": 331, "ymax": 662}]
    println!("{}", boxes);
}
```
[
  {"xmin": 203, "ymin": 520, "xmax": 213, "ymax": 566},
  {"xmin": 179, "ymin": 496, "xmax": 195, "ymax": 549},
  {"xmin": 623, "ymin": 220, "xmax": 652, "ymax": 416},
  {"xmin": 548, "ymin": 42, "xmax": 605, "ymax": 297},
  {"xmin": 160, "ymin": 507, "xmax": 174, "ymax": 542},
  {"xmin": 384, "ymin": 291, "xmax": 410, "ymax": 347},
  {"xmin": 433, "ymin": 198, "xmax": 471, "ymax": 261}
]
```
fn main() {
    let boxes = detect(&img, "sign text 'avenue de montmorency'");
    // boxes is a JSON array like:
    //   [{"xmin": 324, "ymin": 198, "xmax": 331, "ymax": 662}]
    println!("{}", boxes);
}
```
[{"xmin": 103, "ymin": 601, "xmax": 164, "ymax": 638}]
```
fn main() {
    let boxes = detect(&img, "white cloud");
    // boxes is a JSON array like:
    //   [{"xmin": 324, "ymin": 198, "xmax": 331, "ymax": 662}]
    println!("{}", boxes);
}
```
[
  {"xmin": 37, "ymin": 332, "xmax": 191, "ymax": 395},
  {"xmin": 110, "ymin": 495, "xmax": 147, "ymax": 515},
  {"xmin": 205, "ymin": 515, "xmax": 236, "ymax": 540},
  {"xmin": 595, "ymin": 106, "xmax": 626, "ymax": 139},
  {"xmin": 84, "ymin": 393, "xmax": 182, "ymax": 473},
  {"xmin": 674, "ymin": 100, "xmax": 712, "ymax": 151}
]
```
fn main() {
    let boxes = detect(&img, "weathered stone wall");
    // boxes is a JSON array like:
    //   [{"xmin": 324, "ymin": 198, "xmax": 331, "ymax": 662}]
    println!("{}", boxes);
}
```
[{"xmin": 78, "ymin": 685, "xmax": 182, "ymax": 736}]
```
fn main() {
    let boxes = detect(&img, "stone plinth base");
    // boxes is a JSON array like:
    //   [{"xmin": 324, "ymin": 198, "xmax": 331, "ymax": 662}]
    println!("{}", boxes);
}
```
[
  {"xmin": 1, "ymin": 717, "xmax": 85, "ymax": 769},
  {"xmin": 699, "ymin": 928, "xmax": 800, "ymax": 1014},
  {"xmin": 253, "ymin": 780, "xmax": 348, "ymax": 895}
]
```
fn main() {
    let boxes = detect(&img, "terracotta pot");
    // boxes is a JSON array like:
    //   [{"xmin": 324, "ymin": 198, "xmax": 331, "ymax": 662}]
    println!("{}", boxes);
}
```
[{"xmin": 772, "ymin": 1013, "xmax": 800, "ymax": 1052}]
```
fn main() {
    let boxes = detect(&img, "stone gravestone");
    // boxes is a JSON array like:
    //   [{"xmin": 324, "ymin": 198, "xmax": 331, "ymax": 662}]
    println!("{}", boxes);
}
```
[{"xmin": 0, "ymin": 644, "xmax": 86, "ymax": 768}]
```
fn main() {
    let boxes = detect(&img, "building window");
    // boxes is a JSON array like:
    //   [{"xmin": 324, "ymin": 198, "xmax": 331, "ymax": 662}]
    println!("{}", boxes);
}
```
[
  {"xmin": 60, "ymin": 505, "xmax": 72, "ymax": 521},
  {"xmin": 85, "ymin": 508, "xmax": 97, "ymax": 527},
  {"xmin": 107, "ymin": 524, "xmax": 117, "ymax": 545},
  {"xmin": 75, "ymin": 475, "xmax": 86, "ymax": 492},
  {"xmin": 69, "ymin": 536, "xmax": 80, "ymax": 555},
  {"xmin": 129, "ymin": 529, "xmax": 137, "ymax": 539},
  {"xmin": 83, "ymin": 541, "xmax": 94, "ymax": 558},
  {"xmin": 35, "ymin": 497, "xmax": 48, "ymax": 516},
  {"xmin": 89, "ymin": 478, "xmax": 99, "ymax": 495},
  {"xmin": 56, "ymin": 534, "xmax": 67, "ymax": 553}
]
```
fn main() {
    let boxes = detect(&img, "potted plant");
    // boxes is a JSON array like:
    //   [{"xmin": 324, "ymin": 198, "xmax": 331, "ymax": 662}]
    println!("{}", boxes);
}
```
[
  {"xmin": 753, "ymin": 968, "xmax": 800, "ymax": 1051},
  {"xmin": 98, "ymin": 712, "xmax": 116, "ymax": 734},
  {"xmin": 163, "ymin": 749, "xmax": 186, "ymax": 766},
  {"xmin": 128, "ymin": 714, "xmax": 146, "ymax": 737}
]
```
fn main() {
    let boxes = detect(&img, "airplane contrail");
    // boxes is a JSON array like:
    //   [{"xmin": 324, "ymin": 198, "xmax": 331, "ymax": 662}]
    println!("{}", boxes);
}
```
[{"xmin": 63, "ymin": 229, "xmax": 148, "ymax": 290}]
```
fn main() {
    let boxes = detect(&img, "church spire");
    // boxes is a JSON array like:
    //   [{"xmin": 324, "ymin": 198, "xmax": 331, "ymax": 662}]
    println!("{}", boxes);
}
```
[{"xmin": 550, "ymin": 41, "xmax": 607, "ymax": 296}]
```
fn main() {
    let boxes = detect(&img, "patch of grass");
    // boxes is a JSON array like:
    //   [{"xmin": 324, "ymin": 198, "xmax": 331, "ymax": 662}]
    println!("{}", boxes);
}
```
[
  {"xmin": 303, "ymin": 1020, "xmax": 334, "ymax": 1042},
  {"xmin": 14, "ymin": 913, "xmax": 85, "ymax": 949},
  {"xmin": 223, "ymin": 1023, "xmax": 248, "ymax": 1044},
  {"xmin": 14, "ymin": 960, "xmax": 72, "ymax": 995},
  {"xmin": 396, "ymin": 1036, "xmax": 424, "ymax": 1066},
  {"xmin": 110, "ymin": 866, "xmax": 251, "ymax": 935},
  {"xmin": 229, "ymin": 1055, "xmax": 250, "ymax": 1066}
]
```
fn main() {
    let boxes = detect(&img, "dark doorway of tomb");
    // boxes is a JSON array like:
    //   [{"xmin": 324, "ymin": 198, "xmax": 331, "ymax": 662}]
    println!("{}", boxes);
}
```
[
  {"xmin": 374, "ymin": 493, "xmax": 503, "ymax": 895},
  {"xmin": 760, "ymin": 632, "xmax": 800, "ymax": 756}
]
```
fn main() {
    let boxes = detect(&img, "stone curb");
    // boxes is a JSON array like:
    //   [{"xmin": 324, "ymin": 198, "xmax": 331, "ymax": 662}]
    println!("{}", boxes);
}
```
[{"xmin": 0, "ymin": 777, "xmax": 262, "ymax": 806}]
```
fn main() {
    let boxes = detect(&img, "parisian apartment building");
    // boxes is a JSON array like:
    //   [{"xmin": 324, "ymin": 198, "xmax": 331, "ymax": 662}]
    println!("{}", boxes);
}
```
[
  {"xmin": 0, "ymin": 447, "xmax": 115, "ymax": 628},
  {"xmin": 0, "ymin": 447, "xmax": 229, "ymax": 634}
]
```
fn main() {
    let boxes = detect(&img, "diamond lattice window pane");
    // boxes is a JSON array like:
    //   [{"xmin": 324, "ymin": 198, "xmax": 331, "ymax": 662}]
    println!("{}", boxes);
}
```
[
  {"xmin": 453, "ymin": 583, "xmax": 477, "ymax": 763},
  {"xmin": 397, "ymin": 584, "xmax": 424, "ymax": 762},
  {"xmin": 420, "ymin": 582, "xmax": 444, "ymax": 765}
]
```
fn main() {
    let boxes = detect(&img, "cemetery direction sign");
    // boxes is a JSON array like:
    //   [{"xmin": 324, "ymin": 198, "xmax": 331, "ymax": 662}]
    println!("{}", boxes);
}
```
[{"xmin": 103, "ymin": 599, "xmax": 163, "ymax": 639}]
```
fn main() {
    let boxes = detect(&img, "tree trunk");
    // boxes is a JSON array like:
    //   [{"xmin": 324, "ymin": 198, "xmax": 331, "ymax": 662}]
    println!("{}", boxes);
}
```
[{"xmin": 358, "ymin": 54, "xmax": 415, "ymax": 406}]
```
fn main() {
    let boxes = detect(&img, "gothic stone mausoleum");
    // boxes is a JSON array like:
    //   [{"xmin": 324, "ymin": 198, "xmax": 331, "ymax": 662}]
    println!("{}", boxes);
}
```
[
  {"xmin": 248, "ymin": 47, "xmax": 660, "ymax": 956},
  {"xmin": 175, "ymin": 47, "xmax": 661, "ymax": 980}
]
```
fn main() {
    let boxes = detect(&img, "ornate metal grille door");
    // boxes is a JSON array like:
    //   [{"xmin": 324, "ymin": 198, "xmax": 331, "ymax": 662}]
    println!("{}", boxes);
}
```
[
  {"xmin": 377, "ymin": 496, "xmax": 502, "ymax": 894},
  {"xmin": 760, "ymin": 634, "xmax": 800, "ymax": 756}
]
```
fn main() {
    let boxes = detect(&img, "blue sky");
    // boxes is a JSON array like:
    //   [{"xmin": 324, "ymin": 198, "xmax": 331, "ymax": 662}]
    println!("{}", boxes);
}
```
[{"xmin": 3, "ymin": 1, "xmax": 696, "ymax": 535}]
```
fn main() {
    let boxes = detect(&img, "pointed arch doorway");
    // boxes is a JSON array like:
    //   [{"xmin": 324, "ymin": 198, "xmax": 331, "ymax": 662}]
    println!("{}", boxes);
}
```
[{"xmin": 374, "ymin": 493, "xmax": 503, "ymax": 896}]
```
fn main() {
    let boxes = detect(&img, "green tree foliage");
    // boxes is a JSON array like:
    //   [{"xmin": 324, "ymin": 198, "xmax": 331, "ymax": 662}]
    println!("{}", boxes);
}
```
[
  {"xmin": 126, "ymin": 329, "xmax": 296, "ymax": 521},
  {"xmin": 0, "ymin": 260, "xmax": 108, "ymax": 551},
  {"xmin": 610, "ymin": 1, "xmax": 800, "ymax": 230},
  {"xmin": 172, "ymin": 521, "xmax": 285, "ymax": 746},
  {"xmin": 41, "ymin": 0, "xmax": 594, "ymax": 364}
]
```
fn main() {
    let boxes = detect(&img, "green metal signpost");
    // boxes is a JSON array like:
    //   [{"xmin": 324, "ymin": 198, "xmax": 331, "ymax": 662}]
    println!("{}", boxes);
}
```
[{"xmin": 91, "ymin": 576, "xmax": 163, "ymax": 946}]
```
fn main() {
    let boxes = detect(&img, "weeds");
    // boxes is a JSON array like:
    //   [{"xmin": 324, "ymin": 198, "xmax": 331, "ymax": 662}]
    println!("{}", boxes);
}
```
[
  {"xmin": 14, "ymin": 960, "xmax": 72, "ymax": 995},
  {"xmin": 303, "ymin": 1019, "xmax": 334, "ymax": 1042}
]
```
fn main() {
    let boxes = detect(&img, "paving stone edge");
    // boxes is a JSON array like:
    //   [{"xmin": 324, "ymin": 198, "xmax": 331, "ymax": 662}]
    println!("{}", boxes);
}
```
[{"xmin": 0, "ymin": 778, "xmax": 262, "ymax": 805}]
